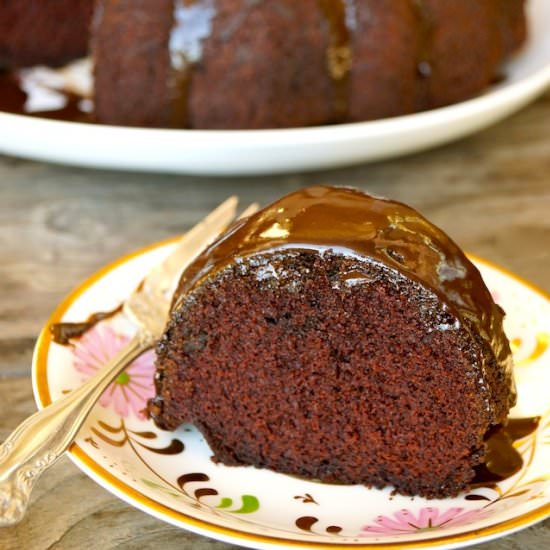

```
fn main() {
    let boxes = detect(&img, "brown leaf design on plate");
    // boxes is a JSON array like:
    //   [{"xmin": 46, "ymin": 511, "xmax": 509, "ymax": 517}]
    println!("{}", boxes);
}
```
[
  {"xmin": 175, "ymin": 473, "xmax": 260, "ymax": 515},
  {"xmin": 134, "ymin": 438, "xmax": 184, "ymax": 455},
  {"xmin": 295, "ymin": 516, "xmax": 342, "ymax": 535},
  {"xmin": 178, "ymin": 472, "xmax": 210, "ymax": 496},
  {"xmin": 296, "ymin": 516, "xmax": 318, "ymax": 532},
  {"xmin": 84, "ymin": 436, "xmax": 99, "ymax": 449},
  {"xmin": 465, "ymin": 494, "xmax": 492, "ymax": 501},
  {"xmin": 98, "ymin": 419, "xmax": 124, "ymax": 434},
  {"xmin": 294, "ymin": 493, "xmax": 318, "ymax": 504},
  {"xmin": 195, "ymin": 488, "xmax": 219, "ymax": 500},
  {"xmin": 91, "ymin": 426, "xmax": 127, "ymax": 447},
  {"xmin": 128, "ymin": 430, "xmax": 157, "ymax": 439}
]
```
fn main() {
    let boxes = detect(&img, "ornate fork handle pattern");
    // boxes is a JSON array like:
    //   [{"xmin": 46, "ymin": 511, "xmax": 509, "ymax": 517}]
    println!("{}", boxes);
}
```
[
  {"xmin": 0, "ymin": 332, "xmax": 152, "ymax": 526},
  {"xmin": 0, "ymin": 196, "xmax": 245, "ymax": 527}
]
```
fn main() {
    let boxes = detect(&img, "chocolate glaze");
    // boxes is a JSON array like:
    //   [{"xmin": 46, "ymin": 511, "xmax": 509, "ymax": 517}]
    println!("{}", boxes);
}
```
[
  {"xmin": 169, "ymin": 0, "xmax": 357, "ymax": 127},
  {"xmin": 172, "ymin": 186, "xmax": 515, "ymax": 423},
  {"xmin": 169, "ymin": 0, "xmax": 217, "ymax": 127},
  {"xmin": 318, "ymin": 0, "xmax": 354, "ymax": 121},
  {"xmin": 50, "ymin": 305, "xmax": 122, "ymax": 345},
  {"xmin": 473, "ymin": 416, "xmax": 540, "ymax": 484}
]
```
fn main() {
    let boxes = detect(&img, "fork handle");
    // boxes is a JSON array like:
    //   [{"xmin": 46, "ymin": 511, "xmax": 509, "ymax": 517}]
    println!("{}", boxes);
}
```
[{"xmin": 0, "ymin": 333, "xmax": 151, "ymax": 527}]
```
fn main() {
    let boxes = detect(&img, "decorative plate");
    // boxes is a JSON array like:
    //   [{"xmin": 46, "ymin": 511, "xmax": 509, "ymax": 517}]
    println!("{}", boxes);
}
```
[
  {"xmin": 32, "ymin": 239, "xmax": 550, "ymax": 549},
  {"xmin": 2, "ymin": 1, "xmax": 550, "ymax": 176}
]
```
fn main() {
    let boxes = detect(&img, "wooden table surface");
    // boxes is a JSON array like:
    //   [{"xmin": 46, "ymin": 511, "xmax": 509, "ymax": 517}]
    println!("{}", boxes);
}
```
[{"xmin": 1, "ymin": 93, "xmax": 549, "ymax": 549}]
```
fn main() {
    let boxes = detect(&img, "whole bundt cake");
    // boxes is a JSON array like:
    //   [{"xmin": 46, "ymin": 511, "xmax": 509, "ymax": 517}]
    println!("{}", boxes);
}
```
[
  {"xmin": 0, "ymin": 1, "xmax": 528, "ymax": 128},
  {"xmin": 92, "ymin": 0, "xmax": 527, "ymax": 129},
  {"xmin": 149, "ymin": 186, "xmax": 516, "ymax": 498},
  {"xmin": 0, "ymin": 1, "xmax": 93, "ymax": 69}
]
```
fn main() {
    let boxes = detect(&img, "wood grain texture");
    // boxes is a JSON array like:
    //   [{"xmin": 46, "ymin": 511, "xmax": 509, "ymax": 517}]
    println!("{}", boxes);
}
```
[{"xmin": 0, "ymin": 91, "xmax": 549, "ymax": 549}]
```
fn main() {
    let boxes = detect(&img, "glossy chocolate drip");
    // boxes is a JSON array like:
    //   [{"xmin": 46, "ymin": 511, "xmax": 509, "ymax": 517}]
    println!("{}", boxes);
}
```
[
  {"xmin": 172, "ymin": 186, "xmax": 515, "ymax": 422},
  {"xmin": 0, "ymin": 70, "xmax": 92, "ymax": 122},
  {"xmin": 169, "ymin": 0, "xmax": 217, "ymax": 127},
  {"xmin": 473, "ymin": 417, "xmax": 540, "ymax": 484},
  {"xmin": 50, "ymin": 305, "xmax": 122, "ymax": 345},
  {"xmin": 318, "ymin": 0, "xmax": 354, "ymax": 121}
]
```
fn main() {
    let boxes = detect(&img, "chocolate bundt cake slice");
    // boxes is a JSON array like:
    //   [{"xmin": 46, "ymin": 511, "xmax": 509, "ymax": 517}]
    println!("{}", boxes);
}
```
[
  {"xmin": 0, "ymin": 1, "xmax": 92, "ymax": 68},
  {"xmin": 92, "ymin": 0, "xmax": 526, "ymax": 129},
  {"xmin": 150, "ymin": 186, "xmax": 515, "ymax": 498}
]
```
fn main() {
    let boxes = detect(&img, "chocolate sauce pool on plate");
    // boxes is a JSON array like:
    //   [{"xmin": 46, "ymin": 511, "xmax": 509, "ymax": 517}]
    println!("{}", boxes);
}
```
[
  {"xmin": 50, "ymin": 305, "xmax": 122, "ymax": 345},
  {"xmin": 473, "ymin": 416, "xmax": 540, "ymax": 484},
  {"xmin": 0, "ymin": 69, "xmax": 92, "ymax": 122}
]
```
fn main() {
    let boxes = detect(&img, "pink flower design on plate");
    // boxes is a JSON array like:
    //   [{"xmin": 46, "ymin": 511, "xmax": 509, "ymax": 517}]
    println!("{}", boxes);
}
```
[
  {"xmin": 72, "ymin": 324, "xmax": 155, "ymax": 418},
  {"xmin": 361, "ymin": 506, "xmax": 493, "ymax": 536}
]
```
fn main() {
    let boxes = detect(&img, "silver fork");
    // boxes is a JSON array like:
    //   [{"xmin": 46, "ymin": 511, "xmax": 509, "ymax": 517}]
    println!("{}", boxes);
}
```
[{"xmin": 0, "ymin": 197, "xmax": 258, "ymax": 527}]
